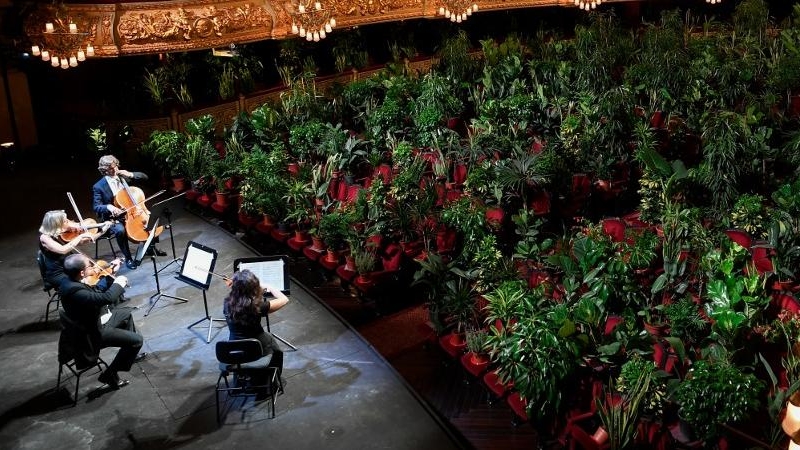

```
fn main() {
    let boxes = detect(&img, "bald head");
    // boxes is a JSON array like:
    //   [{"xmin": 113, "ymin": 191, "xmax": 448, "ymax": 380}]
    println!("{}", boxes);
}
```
[{"xmin": 64, "ymin": 254, "xmax": 90, "ymax": 281}]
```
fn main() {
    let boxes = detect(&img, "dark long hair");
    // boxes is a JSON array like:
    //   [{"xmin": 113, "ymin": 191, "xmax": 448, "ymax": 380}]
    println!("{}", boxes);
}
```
[{"xmin": 223, "ymin": 269, "xmax": 264, "ymax": 326}]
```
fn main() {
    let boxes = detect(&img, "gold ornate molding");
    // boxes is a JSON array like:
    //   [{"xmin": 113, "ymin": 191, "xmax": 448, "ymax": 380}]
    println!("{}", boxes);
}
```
[{"xmin": 21, "ymin": 0, "xmax": 617, "ymax": 57}]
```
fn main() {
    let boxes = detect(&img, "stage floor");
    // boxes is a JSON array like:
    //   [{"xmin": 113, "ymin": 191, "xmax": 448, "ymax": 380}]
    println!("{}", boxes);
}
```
[{"xmin": 0, "ymin": 163, "xmax": 460, "ymax": 449}]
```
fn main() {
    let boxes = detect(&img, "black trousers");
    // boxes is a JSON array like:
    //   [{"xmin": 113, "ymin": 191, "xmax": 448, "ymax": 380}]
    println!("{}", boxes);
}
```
[{"xmin": 101, "ymin": 306, "xmax": 143, "ymax": 373}]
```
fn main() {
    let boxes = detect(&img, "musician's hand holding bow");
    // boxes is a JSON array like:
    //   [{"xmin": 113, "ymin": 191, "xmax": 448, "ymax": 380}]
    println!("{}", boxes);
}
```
[
  {"xmin": 113, "ymin": 275, "xmax": 128, "ymax": 288},
  {"xmin": 107, "ymin": 204, "xmax": 125, "ymax": 217},
  {"xmin": 109, "ymin": 257, "xmax": 123, "ymax": 274},
  {"xmin": 262, "ymin": 284, "xmax": 289, "ymax": 313}
]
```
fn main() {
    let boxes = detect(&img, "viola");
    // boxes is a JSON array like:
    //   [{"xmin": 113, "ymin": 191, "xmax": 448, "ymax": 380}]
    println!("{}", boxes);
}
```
[
  {"xmin": 60, "ymin": 218, "xmax": 111, "ymax": 242},
  {"xmin": 114, "ymin": 178, "xmax": 164, "ymax": 242},
  {"xmin": 83, "ymin": 259, "xmax": 115, "ymax": 286}
]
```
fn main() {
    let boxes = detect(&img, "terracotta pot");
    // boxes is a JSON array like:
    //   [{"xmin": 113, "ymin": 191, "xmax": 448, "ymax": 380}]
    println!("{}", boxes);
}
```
[
  {"xmin": 469, "ymin": 352, "xmax": 489, "ymax": 366},
  {"xmin": 294, "ymin": 230, "xmax": 310, "ymax": 243},
  {"xmin": 214, "ymin": 191, "xmax": 229, "ymax": 207},
  {"xmin": 262, "ymin": 214, "xmax": 276, "ymax": 227},
  {"xmin": 171, "ymin": 176, "xmax": 186, "ymax": 192},
  {"xmin": 644, "ymin": 322, "xmax": 668, "ymax": 337},
  {"xmin": 592, "ymin": 426, "xmax": 609, "ymax": 444},
  {"xmin": 355, "ymin": 273, "xmax": 371, "ymax": 284},
  {"xmin": 448, "ymin": 333, "xmax": 466, "ymax": 347},
  {"xmin": 311, "ymin": 236, "xmax": 327, "ymax": 252},
  {"xmin": 324, "ymin": 249, "xmax": 340, "ymax": 264}
]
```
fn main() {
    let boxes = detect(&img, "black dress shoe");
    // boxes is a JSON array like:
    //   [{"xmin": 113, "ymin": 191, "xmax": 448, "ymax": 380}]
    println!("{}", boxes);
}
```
[
  {"xmin": 146, "ymin": 247, "xmax": 167, "ymax": 257},
  {"xmin": 98, "ymin": 370, "xmax": 129, "ymax": 390},
  {"xmin": 125, "ymin": 259, "xmax": 138, "ymax": 270}
]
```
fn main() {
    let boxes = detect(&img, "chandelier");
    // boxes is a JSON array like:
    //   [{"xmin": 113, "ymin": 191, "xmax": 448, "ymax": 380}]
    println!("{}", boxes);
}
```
[
  {"xmin": 574, "ymin": 0, "xmax": 603, "ymax": 11},
  {"xmin": 291, "ymin": 1, "xmax": 336, "ymax": 42},
  {"xmin": 29, "ymin": 15, "xmax": 94, "ymax": 69},
  {"xmin": 706, "ymin": 0, "xmax": 721, "ymax": 3},
  {"xmin": 437, "ymin": 0, "xmax": 478, "ymax": 23}
]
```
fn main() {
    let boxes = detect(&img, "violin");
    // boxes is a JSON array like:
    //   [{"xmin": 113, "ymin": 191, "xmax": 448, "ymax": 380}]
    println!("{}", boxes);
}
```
[
  {"xmin": 113, "ymin": 177, "xmax": 164, "ymax": 243},
  {"xmin": 60, "ymin": 218, "xmax": 111, "ymax": 242},
  {"xmin": 72, "ymin": 248, "xmax": 129, "ymax": 288},
  {"xmin": 83, "ymin": 259, "xmax": 116, "ymax": 286}
]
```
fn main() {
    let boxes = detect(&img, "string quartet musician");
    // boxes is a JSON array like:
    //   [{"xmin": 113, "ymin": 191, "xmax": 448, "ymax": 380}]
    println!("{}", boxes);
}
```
[
  {"xmin": 60, "ymin": 253, "xmax": 144, "ymax": 390},
  {"xmin": 92, "ymin": 155, "xmax": 166, "ymax": 270},
  {"xmin": 38, "ymin": 210, "xmax": 120, "ymax": 290},
  {"xmin": 223, "ymin": 270, "xmax": 289, "ymax": 396}
]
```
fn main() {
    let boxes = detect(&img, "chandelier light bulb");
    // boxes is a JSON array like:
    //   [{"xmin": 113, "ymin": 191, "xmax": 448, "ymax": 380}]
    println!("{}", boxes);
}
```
[
  {"xmin": 466, "ymin": 7, "xmax": 473, "ymax": 16},
  {"xmin": 306, "ymin": 32, "xmax": 313, "ymax": 41},
  {"xmin": 86, "ymin": 44, "xmax": 95, "ymax": 57},
  {"xmin": 292, "ymin": 23, "xmax": 298, "ymax": 34},
  {"xmin": 298, "ymin": 4, "xmax": 306, "ymax": 13},
  {"xmin": 77, "ymin": 49, "xmax": 85, "ymax": 61},
  {"xmin": 45, "ymin": 22, "xmax": 54, "ymax": 33},
  {"xmin": 330, "ymin": 17, "xmax": 336, "ymax": 27},
  {"xmin": 69, "ymin": 56, "xmax": 77, "ymax": 67},
  {"xmin": 51, "ymin": 56, "xmax": 59, "ymax": 67},
  {"xmin": 445, "ymin": 10, "xmax": 451, "ymax": 18},
  {"xmin": 314, "ymin": 1, "xmax": 321, "ymax": 10},
  {"xmin": 438, "ymin": 6, "xmax": 445, "ymax": 15},
  {"xmin": 41, "ymin": 50, "xmax": 50, "ymax": 61},
  {"xmin": 325, "ymin": 23, "xmax": 332, "ymax": 33},
  {"xmin": 320, "ymin": 29, "xmax": 326, "ymax": 39},
  {"xmin": 68, "ymin": 23, "xmax": 77, "ymax": 33},
  {"xmin": 299, "ymin": 27, "xmax": 306, "ymax": 37},
  {"xmin": 60, "ymin": 58, "xmax": 68, "ymax": 69},
  {"xmin": 314, "ymin": 31, "xmax": 321, "ymax": 41},
  {"xmin": 31, "ymin": 45, "xmax": 40, "ymax": 56},
  {"xmin": 473, "ymin": 3, "xmax": 478, "ymax": 10}
]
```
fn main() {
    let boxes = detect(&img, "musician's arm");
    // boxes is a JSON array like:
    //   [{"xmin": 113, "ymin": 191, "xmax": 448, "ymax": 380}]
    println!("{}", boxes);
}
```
[
  {"xmin": 119, "ymin": 170, "xmax": 149, "ymax": 182},
  {"xmin": 262, "ymin": 285, "xmax": 289, "ymax": 314},
  {"xmin": 40, "ymin": 233, "xmax": 89, "ymax": 254}
]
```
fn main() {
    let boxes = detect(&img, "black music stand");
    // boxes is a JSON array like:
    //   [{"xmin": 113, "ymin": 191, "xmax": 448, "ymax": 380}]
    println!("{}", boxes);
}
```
[
  {"xmin": 148, "ymin": 193, "xmax": 186, "ymax": 273},
  {"xmin": 234, "ymin": 256, "xmax": 297, "ymax": 351},
  {"xmin": 181, "ymin": 241, "xmax": 226, "ymax": 343},
  {"xmin": 143, "ymin": 219, "xmax": 189, "ymax": 316}
]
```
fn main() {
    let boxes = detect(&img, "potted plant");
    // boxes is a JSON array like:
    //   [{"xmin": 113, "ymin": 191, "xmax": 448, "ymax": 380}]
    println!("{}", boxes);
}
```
[
  {"xmin": 319, "ymin": 211, "xmax": 352, "ymax": 262},
  {"xmin": 675, "ymin": 359, "xmax": 765, "ymax": 443},
  {"xmin": 352, "ymin": 244, "xmax": 377, "ymax": 284},
  {"xmin": 465, "ymin": 328, "xmax": 490, "ymax": 366},
  {"xmin": 140, "ymin": 129, "xmax": 186, "ymax": 188}
]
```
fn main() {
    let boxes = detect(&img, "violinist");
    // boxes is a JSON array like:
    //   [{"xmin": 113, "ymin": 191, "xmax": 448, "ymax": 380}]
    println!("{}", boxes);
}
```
[
  {"xmin": 92, "ymin": 155, "xmax": 166, "ymax": 270},
  {"xmin": 60, "ymin": 253, "xmax": 143, "ymax": 390},
  {"xmin": 38, "ymin": 210, "xmax": 119, "ymax": 289},
  {"xmin": 223, "ymin": 270, "xmax": 289, "ymax": 396}
]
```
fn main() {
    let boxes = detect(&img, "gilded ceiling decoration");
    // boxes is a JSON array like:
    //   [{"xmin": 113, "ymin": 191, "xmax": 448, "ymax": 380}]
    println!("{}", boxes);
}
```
[{"xmin": 19, "ymin": 0, "xmax": 605, "ymax": 58}]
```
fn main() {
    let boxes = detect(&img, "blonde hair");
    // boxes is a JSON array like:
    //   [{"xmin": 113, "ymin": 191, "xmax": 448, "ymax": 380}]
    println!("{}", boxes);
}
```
[
  {"xmin": 98, "ymin": 155, "xmax": 119, "ymax": 176},
  {"xmin": 39, "ymin": 210, "xmax": 67, "ymax": 236}
]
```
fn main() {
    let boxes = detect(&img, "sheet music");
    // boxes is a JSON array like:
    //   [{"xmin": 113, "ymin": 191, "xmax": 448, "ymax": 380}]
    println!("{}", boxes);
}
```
[
  {"xmin": 181, "ymin": 244, "xmax": 215, "ymax": 286},
  {"xmin": 238, "ymin": 260, "xmax": 286, "ymax": 291}
]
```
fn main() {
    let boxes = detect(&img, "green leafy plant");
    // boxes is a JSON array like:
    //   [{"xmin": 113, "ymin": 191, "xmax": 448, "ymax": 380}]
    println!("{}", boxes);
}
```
[{"xmin": 675, "ymin": 360, "xmax": 764, "ymax": 442}]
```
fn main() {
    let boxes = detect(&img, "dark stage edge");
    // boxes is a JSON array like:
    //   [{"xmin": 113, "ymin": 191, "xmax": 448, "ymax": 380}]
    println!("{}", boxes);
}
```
[{"xmin": 0, "ymin": 199, "xmax": 463, "ymax": 450}]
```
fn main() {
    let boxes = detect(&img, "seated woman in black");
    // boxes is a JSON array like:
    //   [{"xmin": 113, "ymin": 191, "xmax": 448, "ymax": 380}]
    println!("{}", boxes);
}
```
[
  {"xmin": 38, "ymin": 210, "xmax": 119, "ymax": 289},
  {"xmin": 223, "ymin": 269, "xmax": 289, "ymax": 380}
]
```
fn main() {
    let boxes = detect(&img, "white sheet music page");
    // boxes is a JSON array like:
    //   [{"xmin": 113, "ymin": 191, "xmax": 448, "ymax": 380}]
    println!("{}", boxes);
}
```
[
  {"xmin": 238, "ymin": 260, "xmax": 285, "ymax": 290},
  {"xmin": 182, "ymin": 245, "xmax": 215, "ymax": 286}
]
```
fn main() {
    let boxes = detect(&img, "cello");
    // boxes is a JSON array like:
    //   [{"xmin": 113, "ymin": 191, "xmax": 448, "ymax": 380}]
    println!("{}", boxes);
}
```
[{"xmin": 114, "ymin": 177, "xmax": 165, "ymax": 242}]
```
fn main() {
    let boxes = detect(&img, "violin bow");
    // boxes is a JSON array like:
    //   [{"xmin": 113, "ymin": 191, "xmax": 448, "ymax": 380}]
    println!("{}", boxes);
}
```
[
  {"xmin": 66, "ymin": 192, "xmax": 89, "ymax": 233},
  {"xmin": 116, "ymin": 189, "xmax": 167, "ymax": 216}
]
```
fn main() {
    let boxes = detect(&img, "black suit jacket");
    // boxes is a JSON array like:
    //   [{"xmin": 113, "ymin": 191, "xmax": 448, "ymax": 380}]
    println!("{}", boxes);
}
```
[
  {"xmin": 58, "ymin": 279, "xmax": 126, "ymax": 368},
  {"xmin": 92, "ymin": 172, "xmax": 148, "ymax": 221},
  {"xmin": 59, "ymin": 279, "xmax": 125, "ymax": 336}
]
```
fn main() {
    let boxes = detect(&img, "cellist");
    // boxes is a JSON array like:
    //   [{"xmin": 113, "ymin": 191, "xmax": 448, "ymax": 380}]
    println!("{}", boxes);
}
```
[{"xmin": 92, "ymin": 155, "xmax": 166, "ymax": 270}]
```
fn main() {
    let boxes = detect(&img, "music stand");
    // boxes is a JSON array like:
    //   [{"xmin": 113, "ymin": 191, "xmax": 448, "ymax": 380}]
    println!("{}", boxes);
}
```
[
  {"xmin": 148, "ymin": 192, "xmax": 187, "ymax": 271},
  {"xmin": 144, "ymin": 219, "xmax": 189, "ymax": 316},
  {"xmin": 234, "ymin": 256, "xmax": 297, "ymax": 351},
  {"xmin": 181, "ymin": 241, "xmax": 226, "ymax": 343}
]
